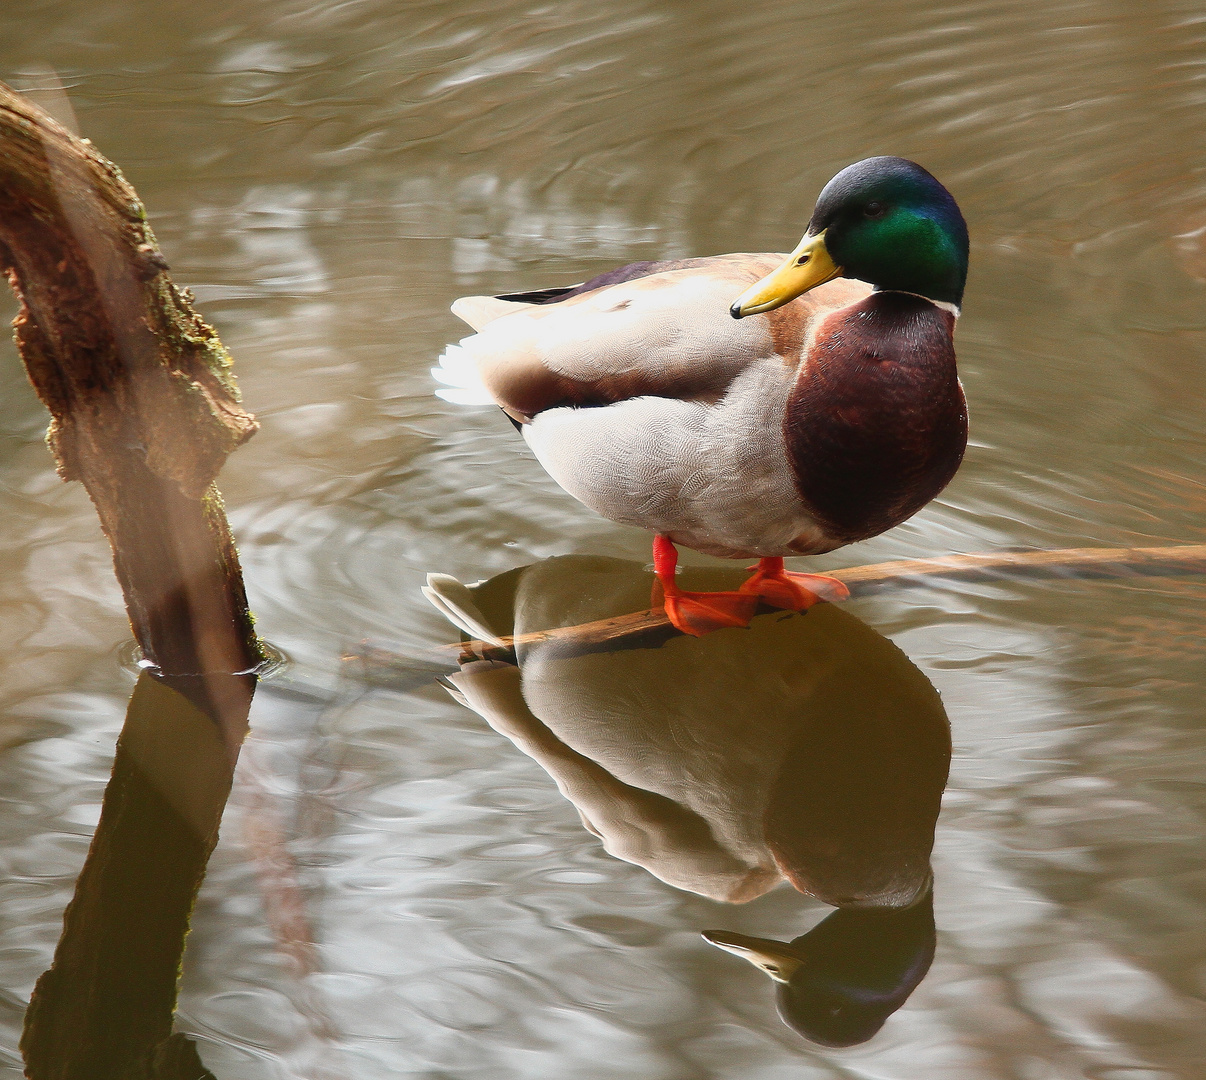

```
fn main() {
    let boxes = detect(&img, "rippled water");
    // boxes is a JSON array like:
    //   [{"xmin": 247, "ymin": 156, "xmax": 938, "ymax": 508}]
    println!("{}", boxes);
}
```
[{"xmin": 3, "ymin": 1, "xmax": 1206, "ymax": 1076}]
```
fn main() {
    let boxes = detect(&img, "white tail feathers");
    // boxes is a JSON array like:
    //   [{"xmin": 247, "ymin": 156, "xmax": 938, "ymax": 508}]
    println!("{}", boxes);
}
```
[
  {"xmin": 434, "ymin": 292, "xmax": 542, "ymax": 408},
  {"xmin": 432, "ymin": 341, "xmax": 496, "ymax": 407}
]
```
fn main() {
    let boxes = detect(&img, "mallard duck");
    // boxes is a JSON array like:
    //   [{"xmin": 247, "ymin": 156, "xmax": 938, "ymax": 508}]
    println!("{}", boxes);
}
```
[{"xmin": 434, "ymin": 157, "xmax": 969, "ymax": 635}]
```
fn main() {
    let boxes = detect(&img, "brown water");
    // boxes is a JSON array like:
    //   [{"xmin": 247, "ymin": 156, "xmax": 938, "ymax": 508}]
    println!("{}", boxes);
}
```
[{"xmin": 3, "ymin": 1, "xmax": 1206, "ymax": 1075}]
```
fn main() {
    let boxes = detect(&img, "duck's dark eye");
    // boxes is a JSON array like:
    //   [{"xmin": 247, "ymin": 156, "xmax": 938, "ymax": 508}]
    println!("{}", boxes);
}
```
[{"xmin": 863, "ymin": 201, "xmax": 886, "ymax": 218}]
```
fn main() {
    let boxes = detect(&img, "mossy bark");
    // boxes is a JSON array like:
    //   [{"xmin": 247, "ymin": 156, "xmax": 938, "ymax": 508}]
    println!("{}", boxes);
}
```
[{"xmin": 0, "ymin": 80, "xmax": 261, "ymax": 676}]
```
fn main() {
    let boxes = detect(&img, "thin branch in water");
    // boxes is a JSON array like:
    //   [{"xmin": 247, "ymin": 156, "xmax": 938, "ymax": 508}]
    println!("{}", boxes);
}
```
[{"xmin": 344, "ymin": 544, "xmax": 1206, "ymax": 685}]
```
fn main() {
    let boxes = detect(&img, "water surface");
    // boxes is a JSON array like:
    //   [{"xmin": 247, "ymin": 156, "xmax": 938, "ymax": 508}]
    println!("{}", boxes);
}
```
[{"xmin": 2, "ymin": 1, "xmax": 1206, "ymax": 1076}]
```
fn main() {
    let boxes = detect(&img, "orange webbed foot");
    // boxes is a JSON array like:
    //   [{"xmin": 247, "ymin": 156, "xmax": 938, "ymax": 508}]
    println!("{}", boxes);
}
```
[
  {"xmin": 739, "ymin": 557, "xmax": 850, "ymax": 611},
  {"xmin": 661, "ymin": 586, "xmax": 758, "ymax": 637},
  {"xmin": 652, "ymin": 534, "xmax": 759, "ymax": 637}
]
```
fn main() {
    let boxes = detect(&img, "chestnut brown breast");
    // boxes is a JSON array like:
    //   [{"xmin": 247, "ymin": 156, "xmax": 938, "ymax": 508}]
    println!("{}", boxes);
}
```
[{"xmin": 785, "ymin": 292, "xmax": 967, "ymax": 543}]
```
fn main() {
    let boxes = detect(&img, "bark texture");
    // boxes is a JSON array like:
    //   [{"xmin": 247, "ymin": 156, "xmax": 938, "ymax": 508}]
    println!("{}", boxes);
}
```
[{"xmin": 0, "ymin": 81, "xmax": 261, "ymax": 676}]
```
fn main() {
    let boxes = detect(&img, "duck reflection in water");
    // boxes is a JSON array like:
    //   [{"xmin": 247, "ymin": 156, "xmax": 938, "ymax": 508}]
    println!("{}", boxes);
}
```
[{"xmin": 427, "ymin": 555, "xmax": 949, "ymax": 1047}]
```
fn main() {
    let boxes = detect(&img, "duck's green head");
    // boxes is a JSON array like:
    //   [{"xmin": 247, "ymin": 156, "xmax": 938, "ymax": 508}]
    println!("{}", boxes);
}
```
[{"xmin": 731, "ymin": 156, "xmax": 969, "ymax": 316}]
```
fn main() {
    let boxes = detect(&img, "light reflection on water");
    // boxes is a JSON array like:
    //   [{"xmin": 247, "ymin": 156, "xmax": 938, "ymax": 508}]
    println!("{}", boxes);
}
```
[{"xmin": 2, "ymin": 0, "xmax": 1206, "ymax": 1076}]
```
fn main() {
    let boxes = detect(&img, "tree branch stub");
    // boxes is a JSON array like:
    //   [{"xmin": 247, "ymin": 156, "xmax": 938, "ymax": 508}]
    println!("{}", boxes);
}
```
[{"xmin": 0, "ymin": 81, "xmax": 261, "ymax": 676}]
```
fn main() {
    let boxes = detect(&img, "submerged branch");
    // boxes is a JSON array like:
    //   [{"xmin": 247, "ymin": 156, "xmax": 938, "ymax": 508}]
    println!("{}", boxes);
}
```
[{"xmin": 347, "ymin": 543, "xmax": 1206, "ymax": 682}]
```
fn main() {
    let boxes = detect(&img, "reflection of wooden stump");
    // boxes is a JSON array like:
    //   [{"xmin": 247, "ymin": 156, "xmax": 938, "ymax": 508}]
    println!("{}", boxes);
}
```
[
  {"xmin": 20, "ymin": 674, "xmax": 244, "ymax": 1079},
  {"xmin": 347, "ymin": 544, "xmax": 1206, "ymax": 684}
]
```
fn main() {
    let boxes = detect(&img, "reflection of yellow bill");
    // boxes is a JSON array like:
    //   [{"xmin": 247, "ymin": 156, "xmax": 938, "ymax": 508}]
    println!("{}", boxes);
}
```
[
  {"xmin": 700, "ymin": 929, "xmax": 803, "ymax": 984},
  {"xmin": 730, "ymin": 231, "xmax": 842, "ymax": 318}
]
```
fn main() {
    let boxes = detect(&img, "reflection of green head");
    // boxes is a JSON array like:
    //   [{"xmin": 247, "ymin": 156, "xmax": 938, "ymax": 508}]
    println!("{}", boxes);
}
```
[
  {"xmin": 703, "ymin": 889, "xmax": 936, "ymax": 1048},
  {"xmin": 810, "ymin": 156, "xmax": 969, "ymax": 306}
]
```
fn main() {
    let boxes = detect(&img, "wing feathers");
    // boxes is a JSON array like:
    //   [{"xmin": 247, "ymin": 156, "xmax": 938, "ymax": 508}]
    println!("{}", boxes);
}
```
[
  {"xmin": 451, "ymin": 295, "xmax": 534, "ymax": 331},
  {"xmin": 436, "ymin": 256, "xmax": 872, "ymax": 420}
]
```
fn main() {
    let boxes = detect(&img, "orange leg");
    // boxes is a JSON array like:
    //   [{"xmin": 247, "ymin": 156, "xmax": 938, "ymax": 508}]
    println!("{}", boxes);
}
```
[
  {"xmin": 653, "ymin": 536, "xmax": 758, "ymax": 637},
  {"xmin": 738, "ymin": 556, "xmax": 850, "ymax": 609}
]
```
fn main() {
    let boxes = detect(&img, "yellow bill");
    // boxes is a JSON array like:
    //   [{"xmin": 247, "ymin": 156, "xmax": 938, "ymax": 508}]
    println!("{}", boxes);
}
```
[{"xmin": 729, "ymin": 230, "xmax": 842, "ymax": 318}]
